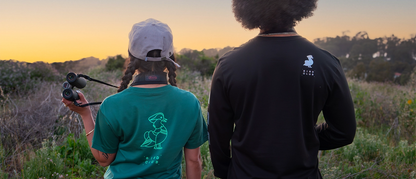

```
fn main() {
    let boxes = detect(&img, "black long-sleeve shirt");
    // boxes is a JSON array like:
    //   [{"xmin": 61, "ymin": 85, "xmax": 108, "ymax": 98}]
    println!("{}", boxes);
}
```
[{"xmin": 208, "ymin": 35, "xmax": 356, "ymax": 179}]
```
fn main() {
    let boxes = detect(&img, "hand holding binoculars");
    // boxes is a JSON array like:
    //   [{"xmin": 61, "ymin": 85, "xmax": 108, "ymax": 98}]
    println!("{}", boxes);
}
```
[
  {"xmin": 62, "ymin": 72, "xmax": 118, "ymax": 107},
  {"xmin": 62, "ymin": 72, "xmax": 86, "ymax": 101}
]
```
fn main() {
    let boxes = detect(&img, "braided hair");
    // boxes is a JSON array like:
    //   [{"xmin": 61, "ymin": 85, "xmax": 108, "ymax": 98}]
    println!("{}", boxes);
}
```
[{"xmin": 117, "ymin": 50, "xmax": 177, "ymax": 93}]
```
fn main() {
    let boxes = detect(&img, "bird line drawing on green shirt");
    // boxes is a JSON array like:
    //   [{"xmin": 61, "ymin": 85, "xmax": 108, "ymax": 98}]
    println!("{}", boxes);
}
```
[{"xmin": 141, "ymin": 112, "xmax": 168, "ymax": 149}]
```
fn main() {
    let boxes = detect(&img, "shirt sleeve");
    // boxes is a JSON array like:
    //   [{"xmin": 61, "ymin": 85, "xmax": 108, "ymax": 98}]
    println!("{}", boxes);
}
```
[
  {"xmin": 92, "ymin": 109, "xmax": 119, "ymax": 154},
  {"xmin": 318, "ymin": 56, "xmax": 357, "ymax": 150},
  {"xmin": 208, "ymin": 60, "xmax": 235, "ymax": 178},
  {"xmin": 185, "ymin": 101, "xmax": 208, "ymax": 149}
]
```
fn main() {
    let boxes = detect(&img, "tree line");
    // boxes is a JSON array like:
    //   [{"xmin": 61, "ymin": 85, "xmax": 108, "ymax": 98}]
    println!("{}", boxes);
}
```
[
  {"xmin": 104, "ymin": 48, "xmax": 225, "ymax": 77},
  {"xmin": 2, "ymin": 32, "xmax": 415, "ymax": 95},
  {"xmin": 314, "ymin": 32, "xmax": 416, "ymax": 85},
  {"xmin": 174, "ymin": 33, "xmax": 416, "ymax": 85}
]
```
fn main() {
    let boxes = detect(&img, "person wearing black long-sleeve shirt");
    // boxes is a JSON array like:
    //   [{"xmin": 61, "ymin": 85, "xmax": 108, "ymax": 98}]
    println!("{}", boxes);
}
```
[{"xmin": 208, "ymin": 1, "xmax": 356, "ymax": 178}]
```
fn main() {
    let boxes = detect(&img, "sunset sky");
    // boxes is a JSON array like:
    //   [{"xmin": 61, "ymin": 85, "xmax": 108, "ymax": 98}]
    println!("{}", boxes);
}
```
[{"xmin": 1, "ymin": 0, "xmax": 415, "ymax": 63}]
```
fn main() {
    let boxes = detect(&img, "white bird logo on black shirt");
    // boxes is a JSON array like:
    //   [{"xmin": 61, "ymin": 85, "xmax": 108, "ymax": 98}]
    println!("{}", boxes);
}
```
[{"xmin": 304, "ymin": 55, "xmax": 314, "ymax": 68}]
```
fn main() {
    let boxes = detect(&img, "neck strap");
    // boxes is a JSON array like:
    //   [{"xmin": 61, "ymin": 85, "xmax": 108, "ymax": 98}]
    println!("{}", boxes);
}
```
[{"xmin": 130, "ymin": 72, "xmax": 168, "ymax": 86}]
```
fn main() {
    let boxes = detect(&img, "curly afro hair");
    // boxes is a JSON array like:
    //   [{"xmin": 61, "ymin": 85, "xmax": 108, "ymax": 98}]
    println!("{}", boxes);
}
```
[{"xmin": 232, "ymin": 0, "xmax": 318, "ymax": 32}]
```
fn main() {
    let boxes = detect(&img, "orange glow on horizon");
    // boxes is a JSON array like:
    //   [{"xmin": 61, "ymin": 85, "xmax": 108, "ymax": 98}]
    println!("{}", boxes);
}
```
[{"xmin": 1, "ymin": 0, "xmax": 414, "ymax": 63}]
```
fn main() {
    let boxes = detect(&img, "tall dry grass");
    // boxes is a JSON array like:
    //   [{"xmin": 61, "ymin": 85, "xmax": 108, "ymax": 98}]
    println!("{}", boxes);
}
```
[
  {"xmin": 0, "ymin": 66, "xmax": 122, "ymax": 176},
  {"xmin": 348, "ymin": 78, "xmax": 416, "ymax": 144}
]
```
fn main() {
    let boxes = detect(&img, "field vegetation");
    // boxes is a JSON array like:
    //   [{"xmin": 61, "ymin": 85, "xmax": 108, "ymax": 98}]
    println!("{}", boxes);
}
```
[{"xmin": 1, "ymin": 36, "xmax": 416, "ymax": 178}]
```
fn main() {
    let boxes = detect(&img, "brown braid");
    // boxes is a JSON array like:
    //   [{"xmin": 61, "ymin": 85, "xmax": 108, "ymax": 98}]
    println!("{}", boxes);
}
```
[
  {"xmin": 166, "ymin": 56, "xmax": 177, "ymax": 86},
  {"xmin": 117, "ymin": 57, "xmax": 140, "ymax": 92}
]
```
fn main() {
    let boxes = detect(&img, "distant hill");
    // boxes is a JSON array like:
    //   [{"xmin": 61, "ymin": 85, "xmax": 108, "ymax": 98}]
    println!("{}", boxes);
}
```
[
  {"xmin": 51, "ymin": 56, "xmax": 104, "ymax": 74},
  {"xmin": 178, "ymin": 46, "xmax": 235, "ymax": 59},
  {"xmin": 3, "ymin": 47, "xmax": 235, "ymax": 76},
  {"xmin": 202, "ymin": 46, "xmax": 234, "ymax": 58}
]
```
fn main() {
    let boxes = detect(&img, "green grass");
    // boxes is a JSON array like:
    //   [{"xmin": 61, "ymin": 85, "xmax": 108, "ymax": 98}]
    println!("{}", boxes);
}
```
[
  {"xmin": 20, "ymin": 134, "xmax": 106, "ymax": 179},
  {"xmin": 319, "ymin": 128, "xmax": 416, "ymax": 178}
]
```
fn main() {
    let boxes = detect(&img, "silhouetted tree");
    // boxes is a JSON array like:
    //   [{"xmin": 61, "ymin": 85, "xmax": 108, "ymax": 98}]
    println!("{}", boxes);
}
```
[
  {"xmin": 105, "ymin": 55, "xmax": 126, "ymax": 71},
  {"xmin": 176, "ymin": 50, "xmax": 217, "ymax": 76},
  {"xmin": 366, "ymin": 59, "xmax": 393, "ymax": 82},
  {"xmin": 314, "ymin": 32, "xmax": 416, "ymax": 85},
  {"xmin": 314, "ymin": 35, "xmax": 352, "ymax": 57},
  {"xmin": 347, "ymin": 62, "xmax": 366, "ymax": 80}
]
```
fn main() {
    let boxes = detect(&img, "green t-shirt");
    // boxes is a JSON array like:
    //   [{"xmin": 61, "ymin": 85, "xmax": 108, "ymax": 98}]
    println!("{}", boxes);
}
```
[{"xmin": 92, "ymin": 85, "xmax": 208, "ymax": 179}]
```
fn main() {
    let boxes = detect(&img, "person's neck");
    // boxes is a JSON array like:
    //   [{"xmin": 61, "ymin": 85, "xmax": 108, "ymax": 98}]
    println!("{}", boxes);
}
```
[{"xmin": 259, "ymin": 28, "xmax": 298, "ymax": 37}]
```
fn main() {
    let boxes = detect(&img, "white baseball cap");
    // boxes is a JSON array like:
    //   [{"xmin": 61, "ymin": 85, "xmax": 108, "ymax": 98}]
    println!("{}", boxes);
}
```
[{"xmin": 128, "ymin": 18, "xmax": 180, "ymax": 67}]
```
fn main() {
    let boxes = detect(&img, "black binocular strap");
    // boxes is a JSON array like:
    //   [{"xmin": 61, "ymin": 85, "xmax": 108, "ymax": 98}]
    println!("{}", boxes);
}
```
[
  {"xmin": 74, "ymin": 101, "xmax": 102, "ymax": 107},
  {"xmin": 78, "ymin": 74, "xmax": 119, "ymax": 88}
]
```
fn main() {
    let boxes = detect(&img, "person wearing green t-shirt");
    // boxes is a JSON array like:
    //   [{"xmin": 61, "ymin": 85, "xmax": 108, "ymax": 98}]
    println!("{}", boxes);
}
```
[{"xmin": 62, "ymin": 18, "xmax": 208, "ymax": 179}]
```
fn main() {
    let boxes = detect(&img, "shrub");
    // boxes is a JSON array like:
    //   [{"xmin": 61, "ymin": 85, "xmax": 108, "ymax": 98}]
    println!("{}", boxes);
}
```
[
  {"xmin": 338, "ymin": 128, "xmax": 387, "ymax": 162},
  {"xmin": 319, "ymin": 128, "xmax": 416, "ymax": 178},
  {"xmin": 57, "ymin": 134, "xmax": 106, "ymax": 178},
  {"xmin": 22, "ymin": 134, "xmax": 106, "ymax": 179},
  {"xmin": 0, "ymin": 60, "xmax": 33, "ymax": 94},
  {"xmin": 387, "ymin": 140, "xmax": 416, "ymax": 165},
  {"xmin": 105, "ymin": 55, "xmax": 126, "ymax": 72},
  {"xmin": 22, "ymin": 140, "xmax": 67, "ymax": 179},
  {"xmin": 0, "ymin": 60, "xmax": 60, "ymax": 94},
  {"xmin": 176, "ymin": 50, "xmax": 217, "ymax": 76},
  {"xmin": 57, "ymin": 134, "xmax": 94, "ymax": 167}
]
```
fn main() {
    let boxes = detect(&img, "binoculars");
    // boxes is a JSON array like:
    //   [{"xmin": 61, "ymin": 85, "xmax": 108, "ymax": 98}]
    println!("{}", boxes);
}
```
[
  {"xmin": 62, "ymin": 72, "xmax": 87, "ymax": 101},
  {"xmin": 61, "ymin": 72, "xmax": 118, "ymax": 107}
]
